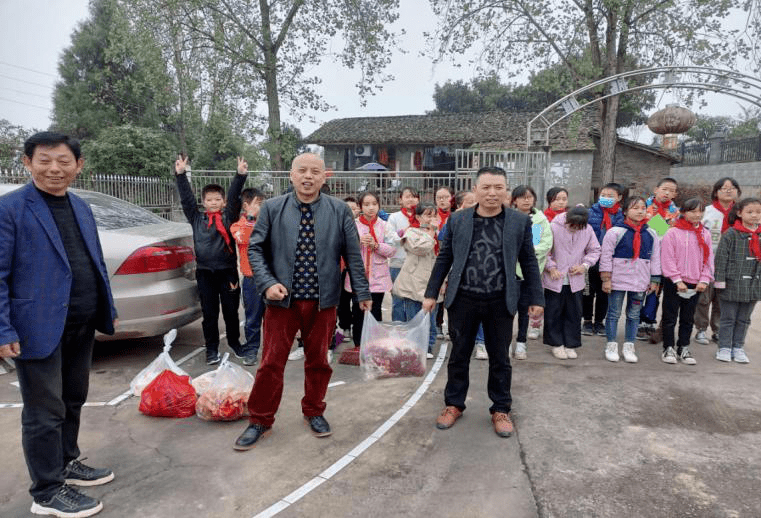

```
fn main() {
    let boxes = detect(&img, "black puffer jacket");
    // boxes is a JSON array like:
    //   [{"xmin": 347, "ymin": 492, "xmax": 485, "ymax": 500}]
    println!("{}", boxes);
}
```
[{"xmin": 176, "ymin": 172, "xmax": 246, "ymax": 270}]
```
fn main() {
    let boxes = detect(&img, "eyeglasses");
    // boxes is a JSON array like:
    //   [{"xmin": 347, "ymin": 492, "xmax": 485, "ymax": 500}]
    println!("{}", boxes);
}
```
[{"xmin": 719, "ymin": 187, "xmax": 738, "ymax": 192}]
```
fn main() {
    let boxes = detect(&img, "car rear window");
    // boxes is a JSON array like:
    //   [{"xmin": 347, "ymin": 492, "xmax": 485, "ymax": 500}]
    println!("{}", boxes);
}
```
[{"xmin": 74, "ymin": 191, "xmax": 166, "ymax": 230}]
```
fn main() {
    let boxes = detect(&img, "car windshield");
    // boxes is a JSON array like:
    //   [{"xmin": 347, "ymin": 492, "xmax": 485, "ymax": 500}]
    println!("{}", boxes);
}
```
[{"xmin": 74, "ymin": 190, "xmax": 166, "ymax": 230}]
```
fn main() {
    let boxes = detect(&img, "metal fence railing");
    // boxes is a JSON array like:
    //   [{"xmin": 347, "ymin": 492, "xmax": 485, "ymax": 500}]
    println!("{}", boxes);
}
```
[{"xmin": 678, "ymin": 135, "xmax": 761, "ymax": 166}]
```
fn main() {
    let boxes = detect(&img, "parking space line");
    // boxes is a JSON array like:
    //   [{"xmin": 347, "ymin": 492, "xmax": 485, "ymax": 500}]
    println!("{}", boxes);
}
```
[{"xmin": 251, "ymin": 342, "xmax": 448, "ymax": 518}]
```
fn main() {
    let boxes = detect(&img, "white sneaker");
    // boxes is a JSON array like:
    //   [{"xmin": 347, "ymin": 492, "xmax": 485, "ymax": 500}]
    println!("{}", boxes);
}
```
[
  {"xmin": 565, "ymin": 348, "xmax": 577, "ymax": 359},
  {"xmin": 716, "ymin": 348, "xmax": 732, "ymax": 362},
  {"xmin": 732, "ymin": 348, "xmax": 750, "ymax": 363},
  {"xmin": 605, "ymin": 342, "xmax": 619, "ymax": 362},
  {"xmin": 621, "ymin": 342, "xmax": 638, "ymax": 363},
  {"xmin": 527, "ymin": 327, "xmax": 540, "ymax": 340},
  {"xmin": 475, "ymin": 342, "xmax": 488, "ymax": 360},
  {"xmin": 552, "ymin": 345, "xmax": 568, "ymax": 359},
  {"xmin": 678, "ymin": 348, "xmax": 696, "ymax": 365},
  {"xmin": 662, "ymin": 346, "xmax": 677, "ymax": 364},
  {"xmin": 426, "ymin": 352, "xmax": 434, "ymax": 359},
  {"xmin": 514, "ymin": 342, "xmax": 527, "ymax": 360},
  {"xmin": 288, "ymin": 348, "xmax": 305, "ymax": 361},
  {"xmin": 327, "ymin": 349, "xmax": 333, "ymax": 363},
  {"xmin": 694, "ymin": 330, "xmax": 710, "ymax": 345}
]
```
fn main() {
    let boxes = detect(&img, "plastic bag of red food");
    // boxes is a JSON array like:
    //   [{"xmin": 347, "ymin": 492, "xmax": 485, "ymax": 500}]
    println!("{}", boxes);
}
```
[
  {"xmin": 130, "ymin": 330, "xmax": 188, "ymax": 396},
  {"xmin": 195, "ymin": 354, "xmax": 254, "ymax": 421},
  {"xmin": 360, "ymin": 309, "xmax": 429, "ymax": 380},
  {"xmin": 138, "ymin": 370, "xmax": 197, "ymax": 418}
]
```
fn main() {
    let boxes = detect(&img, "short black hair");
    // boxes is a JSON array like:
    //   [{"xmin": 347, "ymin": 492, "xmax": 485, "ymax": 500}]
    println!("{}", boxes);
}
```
[
  {"xmin": 622, "ymin": 196, "xmax": 647, "ymax": 214},
  {"xmin": 656, "ymin": 177, "xmax": 679, "ymax": 188},
  {"xmin": 358, "ymin": 191, "xmax": 380, "ymax": 207},
  {"xmin": 711, "ymin": 177, "xmax": 741, "ymax": 201},
  {"xmin": 601, "ymin": 182, "xmax": 625, "ymax": 196},
  {"xmin": 475, "ymin": 166, "xmax": 507, "ymax": 180},
  {"xmin": 728, "ymin": 197, "xmax": 761, "ymax": 225},
  {"xmin": 343, "ymin": 196, "xmax": 357, "ymax": 203},
  {"xmin": 24, "ymin": 131, "xmax": 82, "ymax": 161},
  {"xmin": 399, "ymin": 186, "xmax": 419, "ymax": 199},
  {"xmin": 679, "ymin": 197, "xmax": 706, "ymax": 213},
  {"xmin": 511, "ymin": 185, "xmax": 537, "ymax": 206},
  {"xmin": 240, "ymin": 187, "xmax": 265, "ymax": 204},
  {"xmin": 202, "ymin": 184, "xmax": 225, "ymax": 199},
  {"xmin": 565, "ymin": 206, "xmax": 589, "ymax": 230},
  {"xmin": 546, "ymin": 187, "xmax": 568, "ymax": 205},
  {"xmin": 415, "ymin": 201, "xmax": 436, "ymax": 216},
  {"xmin": 454, "ymin": 190, "xmax": 471, "ymax": 209}
]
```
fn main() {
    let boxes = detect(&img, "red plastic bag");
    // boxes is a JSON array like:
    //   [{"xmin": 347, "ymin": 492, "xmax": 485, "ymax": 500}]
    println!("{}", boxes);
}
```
[{"xmin": 139, "ymin": 370, "xmax": 197, "ymax": 418}]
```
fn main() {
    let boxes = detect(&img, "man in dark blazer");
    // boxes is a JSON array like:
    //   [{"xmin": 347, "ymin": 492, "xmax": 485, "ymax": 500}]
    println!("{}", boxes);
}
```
[
  {"xmin": 0, "ymin": 132, "xmax": 117, "ymax": 518},
  {"xmin": 423, "ymin": 166, "xmax": 544, "ymax": 438}
]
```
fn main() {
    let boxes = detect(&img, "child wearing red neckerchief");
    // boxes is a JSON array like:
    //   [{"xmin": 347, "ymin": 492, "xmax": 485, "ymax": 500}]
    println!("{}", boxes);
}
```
[
  {"xmin": 694, "ymin": 177, "xmax": 741, "ymax": 345},
  {"xmin": 433, "ymin": 185, "xmax": 455, "ymax": 338},
  {"xmin": 387, "ymin": 187, "xmax": 420, "ymax": 322},
  {"xmin": 713, "ymin": 197, "xmax": 761, "ymax": 363},
  {"xmin": 544, "ymin": 187, "xmax": 568, "ymax": 222},
  {"xmin": 659, "ymin": 198, "xmax": 714, "ymax": 365}
]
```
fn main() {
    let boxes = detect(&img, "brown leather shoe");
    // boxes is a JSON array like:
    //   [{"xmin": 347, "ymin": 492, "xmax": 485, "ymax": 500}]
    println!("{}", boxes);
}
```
[
  {"xmin": 435, "ymin": 406, "xmax": 463, "ymax": 429},
  {"xmin": 491, "ymin": 411, "xmax": 514, "ymax": 437}
]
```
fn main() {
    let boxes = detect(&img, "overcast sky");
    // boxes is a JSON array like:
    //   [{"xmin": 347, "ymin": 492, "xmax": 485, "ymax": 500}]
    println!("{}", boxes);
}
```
[{"xmin": 0, "ymin": 0, "xmax": 756, "ymax": 144}]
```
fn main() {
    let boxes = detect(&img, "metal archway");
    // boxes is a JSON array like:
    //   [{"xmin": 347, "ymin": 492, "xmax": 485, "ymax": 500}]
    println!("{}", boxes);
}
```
[{"xmin": 527, "ymin": 66, "xmax": 761, "ymax": 148}]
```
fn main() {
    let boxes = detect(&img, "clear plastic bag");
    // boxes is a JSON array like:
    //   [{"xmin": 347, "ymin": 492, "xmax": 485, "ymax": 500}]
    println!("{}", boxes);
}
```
[
  {"xmin": 130, "ymin": 330, "xmax": 188, "ymax": 396},
  {"xmin": 360, "ymin": 309, "xmax": 429, "ymax": 380},
  {"xmin": 195, "ymin": 354, "xmax": 255, "ymax": 421}
]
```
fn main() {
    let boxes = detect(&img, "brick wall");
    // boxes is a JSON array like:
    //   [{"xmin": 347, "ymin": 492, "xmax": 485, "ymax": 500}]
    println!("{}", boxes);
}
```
[
  {"xmin": 669, "ymin": 162, "xmax": 761, "ymax": 198},
  {"xmin": 590, "ymin": 144, "xmax": 676, "ymax": 199}
]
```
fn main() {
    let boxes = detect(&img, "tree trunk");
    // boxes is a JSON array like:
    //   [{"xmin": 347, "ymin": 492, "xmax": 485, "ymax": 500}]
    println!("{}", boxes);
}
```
[
  {"xmin": 599, "ymin": 96, "xmax": 620, "ymax": 185},
  {"xmin": 260, "ymin": 0, "xmax": 283, "ymax": 171}
]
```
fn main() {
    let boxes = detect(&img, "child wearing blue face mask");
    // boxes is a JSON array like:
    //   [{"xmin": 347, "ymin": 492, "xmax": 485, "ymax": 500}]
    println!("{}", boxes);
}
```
[{"xmin": 583, "ymin": 183, "xmax": 625, "ymax": 336}]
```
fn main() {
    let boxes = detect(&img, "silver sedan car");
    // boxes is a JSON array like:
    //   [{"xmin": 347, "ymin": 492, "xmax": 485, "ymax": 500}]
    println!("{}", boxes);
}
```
[{"xmin": 0, "ymin": 184, "xmax": 202, "ymax": 340}]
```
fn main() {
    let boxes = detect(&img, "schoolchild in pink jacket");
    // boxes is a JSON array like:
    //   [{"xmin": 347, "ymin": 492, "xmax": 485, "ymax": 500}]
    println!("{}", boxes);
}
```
[
  {"xmin": 600, "ymin": 197, "xmax": 661, "ymax": 364},
  {"xmin": 345, "ymin": 191, "xmax": 396, "ymax": 347},
  {"xmin": 542, "ymin": 207, "xmax": 601, "ymax": 359},
  {"xmin": 659, "ymin": 198, "xmax": 714, "ymax": 365}
]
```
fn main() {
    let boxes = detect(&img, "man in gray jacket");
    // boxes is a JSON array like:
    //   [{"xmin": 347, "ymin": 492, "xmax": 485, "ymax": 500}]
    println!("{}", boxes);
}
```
[{"xmin": 234, "ymin": 153, "xmax": 371, "ymax": 450}]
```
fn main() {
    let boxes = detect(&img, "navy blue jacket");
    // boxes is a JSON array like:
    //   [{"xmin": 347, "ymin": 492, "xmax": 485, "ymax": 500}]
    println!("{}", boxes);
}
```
[{"xmin": 587, "ymin": 203, "xmax": 624, "ymax": 245}]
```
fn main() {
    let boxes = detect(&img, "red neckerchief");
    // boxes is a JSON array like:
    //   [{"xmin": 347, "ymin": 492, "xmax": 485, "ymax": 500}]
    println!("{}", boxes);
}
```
[
  {"xmin": 625, "ymin": 217, "xmax": 645, "ymax": 259},
  {"xmin": 712, "ymin": 200, "xmax": 734, "ymax": 234},
  {"xmin": 674, "ymin": 217, "xmax": 710, "ymax": 265},
  {"xmin": 359, "ymin": 214, "xmax": 379, "ymax": 245},
  {"xmin": 401, "ymin": 206, "xmax": 417, "ymax": 226},
  {"xmin": 438, "ymin": 208, "xmax": 450, "ymax": 227},
  {"xmin": 408, "ymin": 216, "xmax": 420, "ymax": 229},
  {"xmin": 544, "ymin": 207, "xmax": 566, "ymax": 222},
  {"xmin": 732, "ymin": 220, "xmax": 761, "ymax": 260},
  {"xmin": 207, "ymin": 211, "xmax": 232, "ymax": 252},
  {"xmin": 601, "ymin": 203, "xmax": 620, "ymax": 230},
  {"xmin": 652, "ymin": 198, "xmax": 671, "ymax": 218}
]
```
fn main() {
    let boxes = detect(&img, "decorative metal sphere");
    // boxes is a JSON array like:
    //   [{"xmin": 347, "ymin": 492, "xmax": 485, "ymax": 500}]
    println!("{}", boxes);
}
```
[{"xmin": 647, "ymin": 105, "xmax": 697, "ymax": 135}]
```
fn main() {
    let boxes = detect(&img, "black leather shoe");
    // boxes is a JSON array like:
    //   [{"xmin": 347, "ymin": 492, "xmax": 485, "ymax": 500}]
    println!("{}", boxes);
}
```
[
  {"xmin": 233, "ymin": 424, "xmax": 271, "ymax": 451},
  {"xmin": 305, "ymin": 415, "xmax": 332, "ymax": 437}
]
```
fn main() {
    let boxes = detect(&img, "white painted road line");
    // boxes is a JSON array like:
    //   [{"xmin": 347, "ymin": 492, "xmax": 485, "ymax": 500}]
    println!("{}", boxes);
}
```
[{"xmin": 251, "ymin": 342, "xmax": 448, "ymax": 518}]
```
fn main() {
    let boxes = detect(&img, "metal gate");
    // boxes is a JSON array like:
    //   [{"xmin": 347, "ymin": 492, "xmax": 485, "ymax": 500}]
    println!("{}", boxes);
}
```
[{"xmin": 455, "ymin": 148, "xmax": 548, "ymax": 198}]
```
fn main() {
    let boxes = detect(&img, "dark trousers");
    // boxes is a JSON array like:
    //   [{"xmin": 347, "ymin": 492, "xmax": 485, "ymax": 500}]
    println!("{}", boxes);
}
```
[
  {"xmin": 661, "ymin": 279, "xmax": 700, "ymax": 352},
  {"xmin": 15, "ymin": 321, "xmax": 95, "ymax": 501},
  {"xmin": 247, "ymin": 301, "xmax": 336, "ymax": 427},
  {"xmin": 196, "ymin": 268, "xmax": 241, "ymax": 352},
  {"xmin": 241, "ymin": 276, "xmax": 265, "ymax": 355},
  {"xmin": 445, "ymin": 292, "xmax": 513, "ymax": 414},
  {"xmin": 352, "ymin": 292, "xmax": 384, "ymax": 346},
  {"xmin": 337, "ymin": 271, "xmax": 353, "ymax": 331},
  {"xmin": 435, "ymin": 302, "xmax": 445, "ymax": 330},
  {"xmin": 516, "ymin": 280, "xmax": 531, "ymax": 343},
  {"xmin": 582, "ymin": 264, "xmax": 608, "ymax": 324},
  {"xmin": 543, "ymin": 286, "xmax": 583, "ymax": 348}
]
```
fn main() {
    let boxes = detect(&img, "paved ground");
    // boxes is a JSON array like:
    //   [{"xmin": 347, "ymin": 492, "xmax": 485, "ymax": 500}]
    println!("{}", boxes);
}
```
[{"xmin": 1, "ymin": 304, "xmax": 760, "ymax": 518}]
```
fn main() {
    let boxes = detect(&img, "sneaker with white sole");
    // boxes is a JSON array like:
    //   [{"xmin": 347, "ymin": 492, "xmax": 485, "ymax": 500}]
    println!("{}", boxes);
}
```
[
  {"xmin": 621, "ymin": 342, "xmax": 638, "ymax": 363},
  {"xmin": 31, "ymin": 485, "xmax": 102, "ymax": 517},
  {"xmin": 662, "ymin": 346, "xmax": 677, "ymax": 364},
  {"xmin": 288, "ymin": 348, "xmax": 305, "ymax": 361},
  {"xmin": 474, "ymin": 342, "xmax": 488, "ymax": 360},
  {"xmin": 716, "ymin": 348, "xmax": 732, "ymax": 362},
  {"xmin": 527, "ymin": 327, "xmax": 540, "ymax": 340},
  {"xmin": 565, "ymin": 348, "xmax": 577, "ymax": 359},
  {"xmin": 605, "ymin": 342, "xmax": 619, "ymax": 362},
  {"xmin": 63, "ymin": 459, "xmax": 114, "ymax": 487},
  {"xmin": 552, "ymin": 345, "xmax": 568, "ymax": 359},
  {"xmin": 694, "ymin": 330, "xmax": 710, "ymax": 345},
  {"xmin": 678, "ymin": 348, "xmax": 697, "ymax": 365},
  {"xmin": 327, "ymin": 349, "xmax": 333, "ymax": 363},
  {"xmin": 514, "ymin": 342, "xmax": 527, "ymax": 360},
  {"xmin": 732, "ymin": 348, "xmax": 750, "ymax": 363},
  {"xmin": 426, "ymin": 352, "xmax": 434, "ymax": 359}
]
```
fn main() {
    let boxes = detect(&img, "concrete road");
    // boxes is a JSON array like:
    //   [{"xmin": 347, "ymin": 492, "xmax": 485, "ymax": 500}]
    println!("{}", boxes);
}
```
[{"xmin": 1, "ymin": 305, "xmax": 760, "ymax": 518}]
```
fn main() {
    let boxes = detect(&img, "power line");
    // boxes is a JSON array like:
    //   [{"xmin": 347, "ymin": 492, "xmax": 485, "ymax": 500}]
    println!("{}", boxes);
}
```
[
  {"xmin": 0, "ymin": 61, "xmax": 57, "ymax": 78},
  {"xmin": 0, "ymin": 87, "xmax": 50, "ymax": 99},
  {"xmin": 0, "ymin": 97, "xmax": 50, "ymax": 111},
  {"xmin": 0, "ymin": 74, "xmax": 54, "ymax": 90}
]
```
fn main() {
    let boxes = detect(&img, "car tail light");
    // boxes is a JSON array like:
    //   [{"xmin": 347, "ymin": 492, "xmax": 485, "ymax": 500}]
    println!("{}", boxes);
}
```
[{"xmin": 115, "ymin": 245, "xmax": 195, "ymax": 275}]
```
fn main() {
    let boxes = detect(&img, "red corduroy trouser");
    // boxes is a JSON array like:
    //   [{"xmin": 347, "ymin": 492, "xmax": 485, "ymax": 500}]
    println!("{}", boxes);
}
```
[{"xmin": 247, "ymin": 300, "xmax": 336, "ymax": 427}]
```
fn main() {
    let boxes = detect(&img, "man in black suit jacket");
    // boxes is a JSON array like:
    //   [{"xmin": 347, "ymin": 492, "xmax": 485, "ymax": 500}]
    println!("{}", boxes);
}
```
[{"xmin": 423, "ymin": 167, "xmax": 544, "ymax": 438}]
